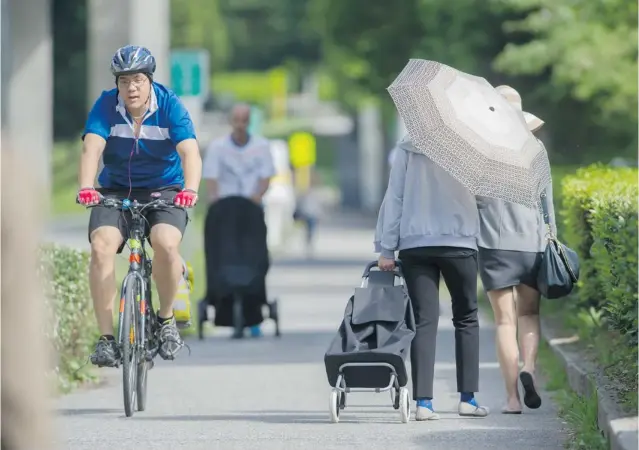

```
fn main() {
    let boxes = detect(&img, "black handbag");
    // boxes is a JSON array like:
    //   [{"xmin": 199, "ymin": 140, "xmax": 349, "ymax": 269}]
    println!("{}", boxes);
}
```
[{"xmin": 536, "ymin": 189, "xmax": 580, "ymax": 299}]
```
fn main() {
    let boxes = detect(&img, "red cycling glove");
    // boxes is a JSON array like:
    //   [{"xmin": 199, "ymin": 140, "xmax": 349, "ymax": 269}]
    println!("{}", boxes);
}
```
[
  {"xmin": 173, "ymin": 189, "xmax": 198, "ymax": 208},
  {"xmin": 77, "ymin": 187, "xmax": 101, "ymax": 206}
]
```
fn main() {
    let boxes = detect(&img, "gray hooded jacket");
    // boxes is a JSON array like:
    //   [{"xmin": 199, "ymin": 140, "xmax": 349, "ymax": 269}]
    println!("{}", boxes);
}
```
[
  {"xmin": 475, "ymin": 140, "xmax": 557, "ymax": 253},
  {"xmin": 475, "ymin": 190, "xmax": 556, "ymax": 253},
  {"xmin": 374, "ymin": 137, "xmax": 480, "ymax": 258}
]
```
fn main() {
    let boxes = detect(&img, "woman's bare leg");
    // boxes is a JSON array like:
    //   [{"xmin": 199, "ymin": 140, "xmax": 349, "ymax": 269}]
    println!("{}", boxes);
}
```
[
  {"xmin": 488, "ymin": 287, "xmax": 521, "ymax": 412},
  {"xmin": 515, "ymin": 283, "xmax": 542, "ymax": 408}
]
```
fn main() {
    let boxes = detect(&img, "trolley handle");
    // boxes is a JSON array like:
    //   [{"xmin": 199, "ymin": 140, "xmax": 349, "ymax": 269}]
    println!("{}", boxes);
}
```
[{"xmin": 362, "ymin": 260, "xmax": 404, "ymax": 278}]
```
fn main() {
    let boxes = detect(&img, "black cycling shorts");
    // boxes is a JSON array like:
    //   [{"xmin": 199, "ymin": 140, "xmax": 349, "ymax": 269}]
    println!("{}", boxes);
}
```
[{"xmin": 87, "ymin": 186, "xmax": 189, "ymax": 254}]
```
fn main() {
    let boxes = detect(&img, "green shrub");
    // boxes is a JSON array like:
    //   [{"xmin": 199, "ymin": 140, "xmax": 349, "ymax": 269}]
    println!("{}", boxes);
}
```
[
  {"xmin": 549, "ymin": 164, "xmax": 580, "ymax": 238},
  {"xmin": 38, "ymin": 244, "xmax": 98, "ymax": 392},
  {"xmin": 560, "ymin": 164, "xmax": 638, "ymax": 343}
]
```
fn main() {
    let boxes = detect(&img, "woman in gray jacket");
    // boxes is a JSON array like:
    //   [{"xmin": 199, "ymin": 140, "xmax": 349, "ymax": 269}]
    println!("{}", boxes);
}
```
[
  {"xmin": 477, "ymin": 85, "xmax": 556, "ymax": 414},
  {"xmin": 375, "ymin": 137, "xmax": 489, "ymax": 421}
]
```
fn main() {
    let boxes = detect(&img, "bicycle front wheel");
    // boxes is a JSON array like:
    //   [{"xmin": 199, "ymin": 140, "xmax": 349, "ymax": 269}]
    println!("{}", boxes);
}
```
[
  {"xmin": 136, "ymin": 280, "xmax": 153, "ymax": 412},
  {"xmin": 121, "ymin": 276, "xmax": 141, "ymax": 417}
]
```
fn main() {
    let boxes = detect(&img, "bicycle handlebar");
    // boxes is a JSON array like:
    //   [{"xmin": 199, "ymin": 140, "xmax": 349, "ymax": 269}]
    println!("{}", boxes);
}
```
[{"xmin": 77, "ymin": 195, "xmax": 187, "ymax": 212}]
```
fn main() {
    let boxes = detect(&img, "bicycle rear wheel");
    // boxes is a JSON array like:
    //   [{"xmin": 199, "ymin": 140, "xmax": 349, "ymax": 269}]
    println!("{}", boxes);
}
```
[{"xmin": 121, "ymin": 277, "xmax": 141, "ymax": 417}]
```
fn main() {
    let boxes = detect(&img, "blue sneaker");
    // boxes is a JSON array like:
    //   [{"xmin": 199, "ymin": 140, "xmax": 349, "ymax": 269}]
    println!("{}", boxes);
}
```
[
  {"xmin": 459, "ymin": 397, "xmax": 490, "ymax": 417},
  {"xmin": 415, "ymin": 398, "xmax": 440, "ymax": 421},
  {"xmin": 249, "ymin": 325, "xmax": 263, "ymax": 338}
]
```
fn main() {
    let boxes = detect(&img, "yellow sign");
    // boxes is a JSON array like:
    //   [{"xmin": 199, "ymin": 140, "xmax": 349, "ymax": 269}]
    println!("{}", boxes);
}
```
[{"xmin": 289, "ymin": 131, "xmax": 316, "ymax": 168}]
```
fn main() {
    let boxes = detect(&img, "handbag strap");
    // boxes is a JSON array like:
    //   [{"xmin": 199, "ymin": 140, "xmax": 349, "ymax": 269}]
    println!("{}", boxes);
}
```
[
  {"xmin": 540, "ymin": 189, "xmax": 578, "ymax": 281},
  {"xmin": 539, "ymin": 188, "xmax": 554, "ymax": 236}
]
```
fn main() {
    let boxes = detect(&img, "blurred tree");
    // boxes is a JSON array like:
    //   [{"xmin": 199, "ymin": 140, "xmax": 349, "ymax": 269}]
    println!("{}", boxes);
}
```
[
  {"xmin": 492, "ymin": 0, "xmax": 638, "ymax": 156},
  {"xmin": 308, "ymin": 0, "xmax": 424, "ymax": 111},
  {"xmin": 311, "ymin": 0, "xmax": 636, "ymax": 161},
  {"xmin": 413, "ymin": 0, "xmax": 520, "ymax": 78},
  {"xmin": 218, "ymin": 0, "xmax": 321, "ymax": 71},
  {"xmin": 170, "ymin": 0, "xmax": 322, "ymax": 94},
  {"xmin": 170, "ymin": 0, "xmax": 230, "ymax": 69},
  {"xmin": 309, "ymin": 0, "xmax": 521, "ymax": 110},
  {"xmin": 52, "ymin": 0, "xmax": 87, "ymax": 140}
]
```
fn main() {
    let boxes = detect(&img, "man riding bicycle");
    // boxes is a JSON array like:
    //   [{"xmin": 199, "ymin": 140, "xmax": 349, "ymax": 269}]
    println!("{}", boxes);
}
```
[{"xmin": 77, "ymin": 45, "xmax": 202, "ymax": 367}]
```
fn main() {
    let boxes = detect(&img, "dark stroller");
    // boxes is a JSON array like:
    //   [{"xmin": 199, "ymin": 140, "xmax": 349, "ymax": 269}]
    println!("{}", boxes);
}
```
[
  {"xmin": 324, "ymin": 260, "xmax": 415, "ymax": 423},
  {"xmin": 197, "ymin": 196, "xmax": 281, "ymax": 339}
]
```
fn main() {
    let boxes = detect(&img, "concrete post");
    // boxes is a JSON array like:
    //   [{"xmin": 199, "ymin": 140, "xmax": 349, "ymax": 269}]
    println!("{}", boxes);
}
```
[
  {"xmin": 1, "ymin": 2, "xmax": 57, "ymax": 448},
  {"xmin": 2, "ymin": 0, "xmax": 53, "ymax": 198},
  {"xmin": 357, "ymin": 103, "xmax": 384, "ymax": 213},
  {"xmin": 88, "ymin": 0, "xmax": 170, "ymax": 107},
  {"xmin": 129, "ymin": 0, "xmax": 170, "ymax": 85},
  {"xmin": 87, "ymin": 0, "xmax": 130, "ymax": 107}
]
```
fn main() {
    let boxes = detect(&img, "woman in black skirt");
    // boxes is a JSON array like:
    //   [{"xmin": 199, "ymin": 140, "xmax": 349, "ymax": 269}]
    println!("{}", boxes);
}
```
[{"xmin": 476, "ymin": 85, "xmax": 557, "ymax": 414}]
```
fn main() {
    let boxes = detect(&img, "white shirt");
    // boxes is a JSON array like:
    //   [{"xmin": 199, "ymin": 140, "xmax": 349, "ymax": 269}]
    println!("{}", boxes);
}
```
[{"xmin": 203, "ymin": 134, "xmax": 276, "ymax": 199}]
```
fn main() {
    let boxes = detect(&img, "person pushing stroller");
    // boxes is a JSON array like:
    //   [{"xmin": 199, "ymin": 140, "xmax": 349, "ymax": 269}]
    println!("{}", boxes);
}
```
[{"xmin": 202, "ymin": 104, "xmax": 276, "ymax": 337}]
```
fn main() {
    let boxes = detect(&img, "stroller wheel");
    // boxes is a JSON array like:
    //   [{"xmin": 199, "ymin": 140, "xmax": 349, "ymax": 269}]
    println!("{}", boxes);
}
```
[
  {"xmin": 268, "ymin": 299, "xmax": 279, "ymax": 321},
  {"xmin": 232, "ymin": 294, "xmax": 244, "ymax": 339},
  {"xmin": 197, "ymin": 317, "xmax": 204, "ymax": 340},
  {"xmin": 197, "ymin": 300, "xmax": 208, "ymax": 340},
  {"xmin": 267, "ymin": 299, "xmax": 281, "ymax": 338},
  {"xmin": 274, "ymin": 313, "xmax": 281, "ymax": 338},
  {"xmin": 399, "ymin": 387, "xmax": 410, "ymax": 423},
  {"xmin": 329, "ymin": 389, "xmax": 340, "ymax": 423}
]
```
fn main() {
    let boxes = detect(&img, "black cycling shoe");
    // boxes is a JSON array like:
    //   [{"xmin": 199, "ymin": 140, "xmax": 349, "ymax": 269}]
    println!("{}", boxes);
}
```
[
  {"xmin": 157, "ymin": 317, "xmax": 184, "ymax": 360},
  {"xmin": 90, "ymin": 337, "xmax": 120, "ymax": 368}
]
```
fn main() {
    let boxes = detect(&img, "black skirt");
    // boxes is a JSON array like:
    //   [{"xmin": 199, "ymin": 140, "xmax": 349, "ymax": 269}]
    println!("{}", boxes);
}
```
[{"xmin": 478, "ymin": 247, "xmax": 543, "ymax": 291}]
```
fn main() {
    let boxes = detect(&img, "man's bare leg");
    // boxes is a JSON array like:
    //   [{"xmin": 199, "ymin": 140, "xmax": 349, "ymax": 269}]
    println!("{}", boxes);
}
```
[
  {"xmin": 88, "ymin": 226, "xmax": 123, "ymax": 367},
  {"xmin": 149, "ymin": 223, "xmax": 185, "ymax": 359}
]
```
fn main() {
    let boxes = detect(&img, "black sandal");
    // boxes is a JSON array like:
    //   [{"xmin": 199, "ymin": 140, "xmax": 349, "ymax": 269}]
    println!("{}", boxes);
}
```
[{"xmin": 519, "ymin": 371, "xmax": 542, "ymax": 409}]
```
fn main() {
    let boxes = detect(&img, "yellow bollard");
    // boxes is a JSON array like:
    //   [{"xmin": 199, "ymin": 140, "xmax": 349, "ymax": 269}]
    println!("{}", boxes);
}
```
[{"xmin": 173, "ymin": 259, "xmax": 194, "ymax": 327}]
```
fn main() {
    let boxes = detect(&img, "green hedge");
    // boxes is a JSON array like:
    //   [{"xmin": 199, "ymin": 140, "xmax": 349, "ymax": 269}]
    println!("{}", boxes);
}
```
[
  {"xmin": 38, "ymin": 244, "xmax": 98, "ymax": 392},
  {"xmin": 561, "ymin": 164, "xmax": 638, "ymax": 344}
]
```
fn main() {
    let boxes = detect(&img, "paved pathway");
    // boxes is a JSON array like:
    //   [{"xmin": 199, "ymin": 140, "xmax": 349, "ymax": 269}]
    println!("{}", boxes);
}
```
[{"xmin": 53, "ymin": 212, "xmax": 567, "ymax": 449}]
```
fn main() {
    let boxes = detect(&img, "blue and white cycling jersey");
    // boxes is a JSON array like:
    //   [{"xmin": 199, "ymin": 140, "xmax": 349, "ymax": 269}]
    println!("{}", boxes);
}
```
[{"xmin": 83, "ymin": 82, "xmax": 196, "ymax": 189}]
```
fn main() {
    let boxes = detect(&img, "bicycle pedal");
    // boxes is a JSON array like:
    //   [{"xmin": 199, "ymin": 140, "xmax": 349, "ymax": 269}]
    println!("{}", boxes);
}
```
[
  {"xmin": 145, "ymin": 347, "xmax": 159, "ymax": 361},
  {"xmin": 176, "ymin": 321, "xmax": 192, "ymax": 330}
]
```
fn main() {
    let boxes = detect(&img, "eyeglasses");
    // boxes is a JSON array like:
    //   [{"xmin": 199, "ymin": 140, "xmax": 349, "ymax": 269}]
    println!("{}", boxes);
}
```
[{"xmin": 117, "ymin": 76, "xmax": 148, "ymax": 88}]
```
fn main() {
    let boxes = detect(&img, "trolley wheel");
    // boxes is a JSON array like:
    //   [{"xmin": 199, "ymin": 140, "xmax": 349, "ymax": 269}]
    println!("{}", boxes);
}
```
[
  {"xmin": 339, "ymin": 391, "xmax": 346, "ymax": 410},
  {"xmin": 329, "ymin": 389, "xmax": 340, "ymax": 423},
  {"xmin": 393, "ymin": 387, "xmax": 400, "ymax": 410},
  {"xmin": 399, "ymin": 387, "xmax": 410, "ymax": 423}
]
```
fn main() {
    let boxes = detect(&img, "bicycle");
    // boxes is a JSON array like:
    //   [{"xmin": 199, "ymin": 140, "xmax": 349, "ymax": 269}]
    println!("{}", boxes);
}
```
[{"xmin": 82, "ymin": 195, "xmax": 186, "ymax": 417}]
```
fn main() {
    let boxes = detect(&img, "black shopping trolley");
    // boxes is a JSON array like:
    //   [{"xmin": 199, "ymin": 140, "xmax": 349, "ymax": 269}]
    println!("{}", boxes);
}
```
[{"xmin": 324, "ymin": 260, "xmax": 415, "ymax": 423}]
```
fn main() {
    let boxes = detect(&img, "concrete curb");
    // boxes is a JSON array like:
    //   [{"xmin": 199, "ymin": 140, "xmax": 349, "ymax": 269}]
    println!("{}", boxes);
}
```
[{"xmin": 540, "ymin": 317, "xmax": 639, "ymax": 450}]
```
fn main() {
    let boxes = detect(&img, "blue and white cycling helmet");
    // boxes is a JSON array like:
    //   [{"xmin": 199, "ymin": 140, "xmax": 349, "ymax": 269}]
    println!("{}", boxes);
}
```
[{"xmin": 110, "ymin": 45, "xmax": 156, "ymax": 80}]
